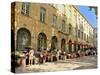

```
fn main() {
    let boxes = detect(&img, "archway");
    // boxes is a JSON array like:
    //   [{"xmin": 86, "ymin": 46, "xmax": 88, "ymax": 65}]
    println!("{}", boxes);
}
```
[
  {"xmin": 61, "ymin": 38, "xmax": 66, "ymax": 51},
  {"xmin": 68, "ymin": 40, "xmax": 72, "ymax": 52},
  {"xmin": 37, "ymin": 33, "xmax": 47, "ymax": 51},
  {"xmin": 78, "ymin": 44, "xmax": 80, "ymax": 50},
  {"xmin": 51, "ymin": 36, "xmax": 58, "ymax": 50},
  {"xmin": 16, "ymin": 28, "xmax": 31, "ymax": 50}
]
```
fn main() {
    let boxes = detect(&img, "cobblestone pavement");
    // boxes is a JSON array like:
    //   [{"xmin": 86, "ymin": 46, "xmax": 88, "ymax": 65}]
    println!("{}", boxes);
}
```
[{"xmin": 15, "ymin": 56, "xmax": 97, "ymax": 73}]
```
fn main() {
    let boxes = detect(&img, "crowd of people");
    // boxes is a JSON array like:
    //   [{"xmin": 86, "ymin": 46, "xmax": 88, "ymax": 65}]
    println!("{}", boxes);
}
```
[{"xmin": 15, "ymin": 47, "xmax": 97, "ymax": 67}]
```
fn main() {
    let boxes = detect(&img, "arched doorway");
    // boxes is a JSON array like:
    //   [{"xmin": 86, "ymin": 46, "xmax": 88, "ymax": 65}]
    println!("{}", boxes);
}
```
[
  {"xmin": 61, "ymin": 38, "xmax": 66, "ymax": 51},
  {"xmin": 68, "ymin": 40, "xmax": 72, "ymax": 52},
  {"xmin": 16, "ymin": 28, "xmax": 31, "ymax": 50},
  {"xmin": 74, "ymin": 41, "xmax": 77, "ymax": 52},
  {"xmin": 51, "ymin": 36, "xmax": 58, "ymax": 50},
  {"xmin": 37, "ymin": 33, "xmax": 47, "ymax": 51},
  {"xmin": 78, "ymin": 44, "xmax": 80, "ymax": 50}
]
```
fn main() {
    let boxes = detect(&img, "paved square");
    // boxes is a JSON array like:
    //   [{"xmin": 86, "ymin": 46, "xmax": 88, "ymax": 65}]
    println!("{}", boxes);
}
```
[{"xmin": 16, "ymin": 56, "xmax": 97, "ymax": 73}]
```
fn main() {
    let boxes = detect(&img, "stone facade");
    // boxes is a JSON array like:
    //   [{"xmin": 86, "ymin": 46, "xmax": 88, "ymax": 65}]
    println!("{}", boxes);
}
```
[{"xmin": 11, "ymin": 2, "xmax": 95, "ymax": 52}]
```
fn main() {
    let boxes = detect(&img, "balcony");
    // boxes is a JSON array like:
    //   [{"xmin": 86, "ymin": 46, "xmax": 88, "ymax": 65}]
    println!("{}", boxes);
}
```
[{"xmin": 58, "ymin": 29, "xmax": 69, "ymax": 35}]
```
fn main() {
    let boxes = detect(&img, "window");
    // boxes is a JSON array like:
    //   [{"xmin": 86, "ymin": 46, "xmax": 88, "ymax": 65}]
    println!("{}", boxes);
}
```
[
  {"xmin": 69, "ymin": 24, "xmax": 72, "ymax": 33},
  {"xmin": 21, "ymin": 2, "xmax": 30, "ymax": 16},
  {"xmin": 61, "ymin": 20, "xmax": 65, "ymax": 32},
  {"xmin": 75, "ymin": 26, "xmax": 78, "ymax": 38},
  {"xmin": 81, "ymin": 32, "xmax": 83, "ymax": 39},
  {"xmin": 87, "ymin": 35, "xmax": 88, "ymax": 41},
  {"xmin": 52, "ymin": 15, "xmax": 57, "ymax": 27},
  {"xmin": 78, "ymin": 30, "xmax": 80, "ymax": 38},
  {"xmin": 84, "ymin": 33, "xmax": 86, "ymax": 40},
  {"xmin": 40, "ymin": 8, "xmax": 46, "ymax": 23}
]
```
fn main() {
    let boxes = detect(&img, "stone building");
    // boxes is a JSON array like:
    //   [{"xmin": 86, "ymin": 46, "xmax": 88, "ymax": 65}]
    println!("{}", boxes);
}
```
[
  {"xmin": 93, "ymin": 28, "xmax": 97, "ymax": 48},
  {"xmin": 11, "ymin": 2, "xmax": 95, "ymax": 53}
]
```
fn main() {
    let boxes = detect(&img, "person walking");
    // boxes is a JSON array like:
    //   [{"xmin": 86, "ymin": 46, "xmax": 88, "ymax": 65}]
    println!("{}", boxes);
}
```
[
  {"xmin": 28, "ymin": 48, "xmax": 35, "ymax": 66},
  {"xmin": 56, "ymin": 49, "xmax": 60, "ymax": 62}
]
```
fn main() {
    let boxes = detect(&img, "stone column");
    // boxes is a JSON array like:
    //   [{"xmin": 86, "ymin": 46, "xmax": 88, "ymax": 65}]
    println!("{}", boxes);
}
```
[
  {"xmin": 72, "ymin": 44, "xmax": 74, "ymax": 52},
  {"xmin": 47, "ymin": 37, "xmax": 51, "ymax": 51},
  {"xmin": 66, "ymin": 44, "xmax": 68, "ymax": 53},
  {"xmin": 31, "ymin": 33, "xmax": 37, "ymax": 65}
]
